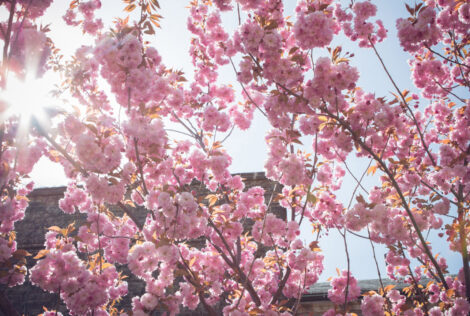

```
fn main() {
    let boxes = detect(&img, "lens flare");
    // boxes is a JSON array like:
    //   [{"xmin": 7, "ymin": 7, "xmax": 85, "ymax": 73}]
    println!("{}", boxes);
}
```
[{"xmin": 0, "ymin": 73, "xmax": 58, "ymax": 130}]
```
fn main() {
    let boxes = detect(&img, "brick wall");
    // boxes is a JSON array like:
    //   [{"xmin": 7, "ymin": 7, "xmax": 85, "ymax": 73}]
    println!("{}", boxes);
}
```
[
  {"xmin": 4, "ymin": 172, "xmax": 288, "ymax": 315},
  {"xmin": 3, "ymin": 172, "xmax": 423, "ymax": 315}
]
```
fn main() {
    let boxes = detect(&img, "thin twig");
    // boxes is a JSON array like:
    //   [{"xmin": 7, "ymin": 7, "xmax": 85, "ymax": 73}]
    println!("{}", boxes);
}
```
[
  {"xmin": 323, "ymin": 107, "xmax": 449, "ymax": 289},
  {"xmin": 420, "ymin": 179, "xmax": 458, "ymax": 207},
  {"xmin": 33, "ymin": 119, "xmax": 89, "ymax": 176},
  {"xmin": 367, "ymin": 226, "xmax": 384, "ymax": 293},
  {"xmin": 229, "ymin": 57, "xmax": 267, "ymax": 117},
  {"xmin": 432, "ymin": 78, "xmax": 466, "ymax": 103},
  {"xmin": 165, "ymin": 128, "xmax": 194, "ymax": 138},
  {"xmin": 424, "ymin": 44, "xmax": 470, "ymax": 69},
  {"xmin": 369, "ymin": 39, "xmax": 438, "ymax": 168},
  {"xmin": 334, "ymin": 147, "xmax": 369, "ymax": 195},
  {"xmin": 338, "ymin": 228, "xmax": 351, "ymax": 313}
]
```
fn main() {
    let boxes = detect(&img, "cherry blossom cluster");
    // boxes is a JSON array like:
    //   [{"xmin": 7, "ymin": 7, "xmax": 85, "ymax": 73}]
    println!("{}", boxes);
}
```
[
  {"xmin": 30, "ymin": 232, "xmax": 127, "ymax": 315},
  {"xmin": 63, "ymin": 0, "xmax": 103, "ymax": 35},
  {"xmin": 0, "ymin": 0, "xmax": 469, "ymax": 315}
]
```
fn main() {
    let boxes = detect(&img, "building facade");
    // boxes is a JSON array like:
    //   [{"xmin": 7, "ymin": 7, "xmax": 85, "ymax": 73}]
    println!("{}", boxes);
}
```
[{"xmin": 3, "ymin": 173, "xmax": 414, "ymax": 315}]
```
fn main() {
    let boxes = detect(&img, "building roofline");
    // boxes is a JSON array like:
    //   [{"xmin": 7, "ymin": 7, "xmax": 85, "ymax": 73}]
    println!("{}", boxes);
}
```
[{"xmin": 28, "ymin": 186, "xmax": 66, "ymax": 197}]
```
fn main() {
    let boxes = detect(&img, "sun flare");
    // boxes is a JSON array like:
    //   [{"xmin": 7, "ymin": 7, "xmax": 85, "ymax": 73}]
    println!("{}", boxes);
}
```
[{"xmin": 0, "ymin": 73, "xmax": 58, "ymax": 129}]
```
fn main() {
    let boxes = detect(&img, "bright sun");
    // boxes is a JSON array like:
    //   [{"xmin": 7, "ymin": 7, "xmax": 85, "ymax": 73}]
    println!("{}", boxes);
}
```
[{"xmin": 0, "ymin": 73, "xmax": 57, "ymax": 128}]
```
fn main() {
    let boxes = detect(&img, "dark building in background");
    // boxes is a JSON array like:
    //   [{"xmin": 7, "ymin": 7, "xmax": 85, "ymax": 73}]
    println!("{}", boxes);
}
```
[
  {"xmin": 3, "ymin": 173, "xmax": 421, "ymax": 315},
  {"xmin": 5, "ymin": 173, "xmax": 288, "ymax": 315}
]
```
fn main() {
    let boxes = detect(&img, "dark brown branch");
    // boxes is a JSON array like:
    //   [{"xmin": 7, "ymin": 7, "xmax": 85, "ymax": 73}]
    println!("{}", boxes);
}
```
[
  {"xmin": 117, "ymin": 202, "xmax": 144, "ymax": 231},
  {"xmin": 177, "ymin": 259, "xmax": 217, "ymax": 316},
  {"xmin": 268, "ymin": 80, "xmax": 450, "ymax": 289},
  {"xmin": 457, "ymin": 144, "xmax": 470, "ymax": 301},
  {"xmin": 208, "ymin": 235, "xmax": 262, "ymax": 306},
  {"xmin": 270, "ymin": 266, "xmax": 291, "ymax": 305},
  {"xmin": 420, "ymin": 180, "xmax": 458, "ymax": 207},
  {"xmin": 458, "ymin": 215, "xmax": 470, "ymax": 302},
  {"xmin": 323, "ymin": 108, "xmax": 449, "ymax": 289}
]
